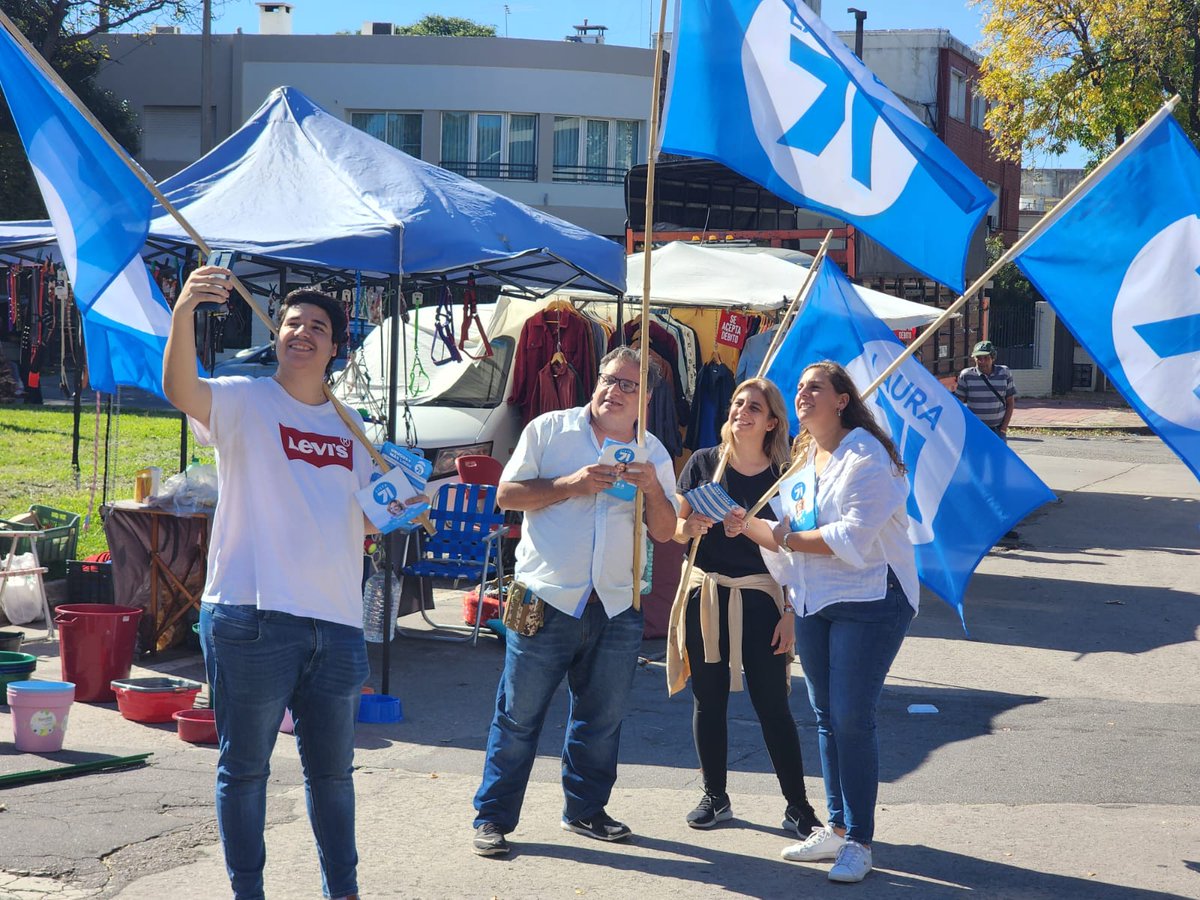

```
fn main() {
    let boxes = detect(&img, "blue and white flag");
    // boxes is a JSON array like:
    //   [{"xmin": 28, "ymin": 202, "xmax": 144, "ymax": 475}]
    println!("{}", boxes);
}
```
[
  {"xmin": 1015, "ymin": 112, "xmax": 1200, "ymax": 484},
  {"xmin": 661, "ymin": 0, "xmax": 995, "ymax": 292},
  {"xmin": 765, "ymin": 259, "xmax": 1055, "ymax": 617},
  {"xmin": 0, "ymin": 22, "xmax": 171, "ymax": 397}
]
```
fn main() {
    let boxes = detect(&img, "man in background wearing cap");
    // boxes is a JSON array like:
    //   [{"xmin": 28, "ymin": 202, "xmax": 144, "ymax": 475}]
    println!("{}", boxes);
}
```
[{"xmin": 956, "ymin": 340, "xmax": 1016, "ymax": 440}]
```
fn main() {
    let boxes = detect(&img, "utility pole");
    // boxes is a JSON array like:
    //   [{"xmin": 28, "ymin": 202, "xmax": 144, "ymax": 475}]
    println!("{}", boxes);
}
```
[
  {"xmin": 200, "ymin": 0, "xmax": 213, "ymax": 154},
  {"xmin": 504, "ymin": 4, "xmax": 510, "ymax": 37}
]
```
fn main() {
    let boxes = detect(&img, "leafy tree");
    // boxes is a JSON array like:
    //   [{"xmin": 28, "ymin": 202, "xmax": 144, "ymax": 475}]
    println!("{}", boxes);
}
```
[
  {"xmin": 0, "ymin": 1, "xmax": 190, "ymax": 218},
  {"xmin": 975, "ymin": 0, "xmax": 1198, "ymax": 164},
  {"xmin": 394, "ymin": 15, "xmax": 496, "ymax": 37},
  {"xmin": 985, "ymin": 233, "xmax": 1038, "ymax": 303}
]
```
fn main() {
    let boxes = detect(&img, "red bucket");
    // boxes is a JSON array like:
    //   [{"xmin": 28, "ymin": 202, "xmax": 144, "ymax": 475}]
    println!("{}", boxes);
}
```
[{"xmin": 54, "ymin": 604, "xmax": 143, "ymax": 702}]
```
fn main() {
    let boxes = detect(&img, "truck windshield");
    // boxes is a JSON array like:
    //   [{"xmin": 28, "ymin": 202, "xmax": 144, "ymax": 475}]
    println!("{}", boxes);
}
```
[{"xmin": 422, "ymin": 336, "xmax": 515, "ymax": 409}]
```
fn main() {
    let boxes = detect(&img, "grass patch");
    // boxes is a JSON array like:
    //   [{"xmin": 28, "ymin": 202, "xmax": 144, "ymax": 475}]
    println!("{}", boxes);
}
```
[{"xmin": 0, "ymin": 403, "xmax": 213, "ymax": 559}]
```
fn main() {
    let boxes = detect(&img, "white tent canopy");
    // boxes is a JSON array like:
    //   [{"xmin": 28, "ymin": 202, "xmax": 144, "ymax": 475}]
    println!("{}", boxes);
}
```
[{"xmin": 559, "ymin": 241, "xmax": 951, "ymax": 329}]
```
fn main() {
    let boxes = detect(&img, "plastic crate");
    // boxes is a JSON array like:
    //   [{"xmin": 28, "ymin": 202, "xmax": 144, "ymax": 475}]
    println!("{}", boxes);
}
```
[
  {"xmin": 66, "ymin": 559, "xmax": 115, "ymax": 605},
  {"xmin": 0, "ymin": 505, "xmax": 80, "ymax": 579}
]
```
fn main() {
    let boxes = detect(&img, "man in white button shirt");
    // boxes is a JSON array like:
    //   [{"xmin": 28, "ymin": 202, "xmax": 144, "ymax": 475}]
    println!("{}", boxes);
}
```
[{"xmin": 472, "ymin": 347, "xmax": 679, "ymax": 857}]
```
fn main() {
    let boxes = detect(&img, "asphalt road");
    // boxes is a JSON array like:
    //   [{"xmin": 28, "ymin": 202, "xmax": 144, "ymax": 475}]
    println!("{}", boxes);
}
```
[{"xmin": 0, "ymin": 433, "xmax": 1197, "ymax": 899}]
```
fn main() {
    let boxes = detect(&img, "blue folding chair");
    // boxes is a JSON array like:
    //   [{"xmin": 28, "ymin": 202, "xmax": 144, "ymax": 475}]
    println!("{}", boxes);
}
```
[{"xmin": 399, "ymin": 482, "xmax": 505, "ymax": 644}]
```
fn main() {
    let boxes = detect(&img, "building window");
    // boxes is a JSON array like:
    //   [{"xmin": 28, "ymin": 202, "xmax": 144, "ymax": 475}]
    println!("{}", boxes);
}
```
[
  {"xmin": 552, "ymin": 116, "xmax": 641, "ymax": 183},
  {"xmin": 439, "ymin": 112, "xmax": 537, "ymax": 180},
  {"xmin": 971, "ymin": 92, "xmax": 987, "ymax": 130},
  {"xmin": 949, "ymin": 69, "xmax": 967, "ymax": 122},
  {"xmin": 350, "ymin": 111, "xmax": 422, "ymax": 158}
]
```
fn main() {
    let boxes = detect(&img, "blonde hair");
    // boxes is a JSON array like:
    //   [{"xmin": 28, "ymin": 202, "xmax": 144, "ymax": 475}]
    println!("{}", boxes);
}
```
[
  {"xmin": 790, "ymin": 361, "xmax": 906, "ymax": 474},
  {"xmin": 719, "ymin": 378, "xmax": 791, "ymax": 469}
]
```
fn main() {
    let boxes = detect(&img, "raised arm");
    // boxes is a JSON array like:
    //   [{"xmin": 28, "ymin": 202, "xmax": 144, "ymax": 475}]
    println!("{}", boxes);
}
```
[{"xmin": 162, "ymin": 265, "xmax": 232, "ymax": 428}]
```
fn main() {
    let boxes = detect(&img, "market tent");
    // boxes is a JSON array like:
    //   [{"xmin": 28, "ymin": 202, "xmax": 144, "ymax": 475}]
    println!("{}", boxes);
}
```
[
  {"xmin": 556, "ymin": 241, "xmax": 950, "ymax": 329},
  {"xmin": 0, "ymin": 86, "xmax": 625, "ymax": 294}
]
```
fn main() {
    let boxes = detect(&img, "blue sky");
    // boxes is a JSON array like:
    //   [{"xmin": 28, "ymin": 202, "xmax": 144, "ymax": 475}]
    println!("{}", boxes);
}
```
[
  {"xmin": 207, "ymin": 0, "xmax": 987, "ymax": 47},
  {"xmin": 190, "ymin": 0, "xmax": 1082, "ymax": 166}
]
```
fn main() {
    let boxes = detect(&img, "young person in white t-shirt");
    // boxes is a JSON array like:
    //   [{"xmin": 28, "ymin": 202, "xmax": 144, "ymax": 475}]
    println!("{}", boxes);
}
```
[{"xmin": 164, "ymin": 268, "xmax": 374, "ymax": 900}]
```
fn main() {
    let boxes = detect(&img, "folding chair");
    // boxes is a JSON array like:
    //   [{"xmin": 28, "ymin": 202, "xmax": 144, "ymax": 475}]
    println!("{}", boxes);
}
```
[
  {"xmin": 398, "ymin": 482, "xmax": 505, "ymax": 645},
  {"xmin": 455, "ymin": 455, "xmax": 522, "ymax": 564},
  {"xmin": 0, "ymin": 529, "xmax": 55, "ymax": 640}
]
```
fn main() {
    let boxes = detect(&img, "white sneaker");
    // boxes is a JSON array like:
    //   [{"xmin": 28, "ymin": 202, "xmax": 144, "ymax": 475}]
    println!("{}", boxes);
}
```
[
  {"xmin": 780, "ymin": 824, "xmax": 845, "ymax": 862},
  {"xmin": 828, "ymin": 840, "xmax": 873, "ymax": 883}
]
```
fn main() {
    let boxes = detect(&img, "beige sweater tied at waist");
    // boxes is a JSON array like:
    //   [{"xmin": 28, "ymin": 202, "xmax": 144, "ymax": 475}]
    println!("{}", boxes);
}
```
[{"xmin": 666, "ymin": 564, "xmax": 792, "ymax": 697}]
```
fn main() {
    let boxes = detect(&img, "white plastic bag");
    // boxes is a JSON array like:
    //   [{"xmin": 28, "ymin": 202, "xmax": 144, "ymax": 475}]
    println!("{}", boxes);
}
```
[
  {"xmin": 1, "ymin": 552, "xmax": 45, "ymax": 625},
  {"xmin": 151, "ymin": 463, "xmax": 218, "ymax": 514}
]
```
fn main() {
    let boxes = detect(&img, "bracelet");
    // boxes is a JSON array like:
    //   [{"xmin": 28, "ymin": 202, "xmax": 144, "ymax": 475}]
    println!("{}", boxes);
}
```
[{"xmin": 776, "ymin": 528, "xmax": 794, "ymax": 554}]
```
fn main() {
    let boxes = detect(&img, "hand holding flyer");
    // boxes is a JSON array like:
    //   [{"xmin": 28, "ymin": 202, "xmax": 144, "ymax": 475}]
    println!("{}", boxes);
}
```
[
  {"xmin": 778, "ymin": 464, "xmax": 818, "ymax": 532},
  {"xmin": 597, "ymin": 438, "xmax": 649, "ymax": 502},
  {"xmin": 357, "ymin": 443, "xmax": 433, "ymax": 534}
]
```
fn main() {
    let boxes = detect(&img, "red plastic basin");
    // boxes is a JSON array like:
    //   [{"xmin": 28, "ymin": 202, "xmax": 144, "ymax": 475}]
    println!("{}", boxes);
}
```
[
  {"xmin": 110, "ymin": 676, "xmax": 203, "ymax": 723},
  {"xmin": 173, "ymin": 708, "xmax": 217, "ymax": 744}
]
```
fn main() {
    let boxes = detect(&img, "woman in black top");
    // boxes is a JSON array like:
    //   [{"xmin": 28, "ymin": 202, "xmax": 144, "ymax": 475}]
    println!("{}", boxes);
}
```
[{"xmin": 667, "ymin": 377, "xmax": 822, "ymax": 837}]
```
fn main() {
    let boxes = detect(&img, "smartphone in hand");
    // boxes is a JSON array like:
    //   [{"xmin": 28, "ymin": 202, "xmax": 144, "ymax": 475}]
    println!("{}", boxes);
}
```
[{"xmin": 199, "ymin": 249, "xmax": 236, "ymax": 314}]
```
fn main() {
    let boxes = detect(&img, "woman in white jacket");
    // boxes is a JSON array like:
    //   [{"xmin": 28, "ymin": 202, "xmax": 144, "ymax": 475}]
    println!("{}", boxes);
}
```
[{"xmin": 772, "ymin": 361, "xmax": 918, "ymax": 884}]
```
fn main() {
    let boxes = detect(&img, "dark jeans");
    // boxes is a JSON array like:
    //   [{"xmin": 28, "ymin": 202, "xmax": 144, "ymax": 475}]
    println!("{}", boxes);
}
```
[
  {"xmin": 794, "ymin": 579, "xmax": 913, "ymax": 845},
  {"xmin": 199, "ymin": 603, "xmax": 369, "ymax": 900},
  {"xmin": 685, "ymin": 586, "xmax": 808, "ymax": 806},
  {"xmin": 473, "ymin": 601, "xmax": 644, "ymax": 832}
]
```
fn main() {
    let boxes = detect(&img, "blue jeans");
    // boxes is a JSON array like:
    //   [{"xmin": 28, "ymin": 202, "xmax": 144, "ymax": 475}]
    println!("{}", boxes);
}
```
[
  {"xmin": 473, "ymin": 602, "xmax": 644, "ymax": 831},
  {"xmin": 200, "ymin": 602, "xmax": 369, "ymax": 899},
  {"xmin": 794, "ymin": 582, "xmax": 913, "ymax": 845}
]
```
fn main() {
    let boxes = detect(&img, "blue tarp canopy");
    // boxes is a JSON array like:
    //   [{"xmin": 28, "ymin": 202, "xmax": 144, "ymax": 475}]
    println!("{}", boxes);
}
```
[{"xmin": 0, "ymin": 86, "xmax": 625, "ymax": 295}]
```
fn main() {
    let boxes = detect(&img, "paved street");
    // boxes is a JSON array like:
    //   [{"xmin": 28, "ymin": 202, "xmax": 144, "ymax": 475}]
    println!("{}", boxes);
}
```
[{"xmin": 1, "ymin": 433, "xmax": 1197, "ymax": 899}]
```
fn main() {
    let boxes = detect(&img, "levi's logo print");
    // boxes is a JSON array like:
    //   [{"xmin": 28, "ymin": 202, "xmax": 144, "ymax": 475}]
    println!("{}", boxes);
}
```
[{"xmin": 279, "ymin": 424, "xmax": 353, "ymax": 470}]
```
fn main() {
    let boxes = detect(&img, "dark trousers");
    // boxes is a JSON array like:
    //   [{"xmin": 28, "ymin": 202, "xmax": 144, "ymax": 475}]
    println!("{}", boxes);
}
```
[{"xmin": 685, "ymin": 586, "xmax": 808, "ymax": 805}]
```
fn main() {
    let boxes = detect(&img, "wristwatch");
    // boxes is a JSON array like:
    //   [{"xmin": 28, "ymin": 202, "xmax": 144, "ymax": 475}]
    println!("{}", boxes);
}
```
[{"xmin": 776, "ymin": 527, "xmax": 794, "ymax": 554}]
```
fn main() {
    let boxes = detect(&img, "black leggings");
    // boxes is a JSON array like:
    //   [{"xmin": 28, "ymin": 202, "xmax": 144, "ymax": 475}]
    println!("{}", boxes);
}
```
[{"xmin": 685, "ymin": 585, "xmax": 808, "ymax": 805}]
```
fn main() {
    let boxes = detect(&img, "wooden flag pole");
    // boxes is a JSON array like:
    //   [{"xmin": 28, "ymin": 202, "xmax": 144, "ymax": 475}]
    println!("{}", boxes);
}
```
[
  {"xmin": 741, "ymin": 96, "xmax": 1183, "ymax": 522},
  {"xmin": 631, "ymin": 0, "xmax": 672, "ymax": 611},
  {"xmin": 670, "ymin": 231, "xmax": 835, "ymax": 616}
]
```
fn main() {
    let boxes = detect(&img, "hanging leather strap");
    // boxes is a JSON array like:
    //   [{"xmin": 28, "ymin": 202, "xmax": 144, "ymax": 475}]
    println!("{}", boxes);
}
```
[
  {"xmin": 458, "ymin": 274, "xmax": 493, "ymax": 360},
  {"xmin": 431, "ymin": 285, "xmax": 462, "ymax": 366}
]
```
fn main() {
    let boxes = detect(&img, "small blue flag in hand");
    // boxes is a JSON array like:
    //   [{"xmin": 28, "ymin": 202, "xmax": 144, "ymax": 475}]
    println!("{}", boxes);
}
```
[
  {"xmin": 0, "ymin": 20, "xmax": 172, "ymax": 397},
  {"xmin": 1015, "ymin": 111, "xmax": 1200, "ymax": 485},
  {"xmin": 765, "ymin": 259, "xmax": 1055, "ymax": 620},
  {"xmin": 661, "ymin": 0, "xmax": 995, "ymax": 292}
]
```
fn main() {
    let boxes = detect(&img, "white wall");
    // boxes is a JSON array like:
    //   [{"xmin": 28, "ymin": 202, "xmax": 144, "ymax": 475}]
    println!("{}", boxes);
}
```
[{"xmin": 1009, "ymin": 301, "xmax": 1054, "ymax": 397}]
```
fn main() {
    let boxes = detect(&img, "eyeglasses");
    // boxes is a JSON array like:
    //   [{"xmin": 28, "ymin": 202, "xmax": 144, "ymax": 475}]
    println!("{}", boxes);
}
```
[{"xmin": 598, "ymin": 373, "xmax": 640, "ymax": 394}]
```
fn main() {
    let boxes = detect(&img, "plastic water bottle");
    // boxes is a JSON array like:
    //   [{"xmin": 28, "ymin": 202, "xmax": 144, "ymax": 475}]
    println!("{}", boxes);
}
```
[{"xmin": 362, "ymin": 570, "xmax": 400, "ymax": 643}]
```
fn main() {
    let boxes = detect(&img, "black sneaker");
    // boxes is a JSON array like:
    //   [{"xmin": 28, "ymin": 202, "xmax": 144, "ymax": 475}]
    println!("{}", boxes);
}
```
[
  {"xmin": 472, "ymin": 822, "xmax": 510, "ymax": 857},
  {"xmin": 686, "ymin": 792, "xmax": 733, "ymax": 829},
  {"xmin": 561, "ymin": 810, "xmax": 632, "ymax": 842},
  {"xmin": 782, "ymin": 803, "xmax": 822, "ymax": 836}
]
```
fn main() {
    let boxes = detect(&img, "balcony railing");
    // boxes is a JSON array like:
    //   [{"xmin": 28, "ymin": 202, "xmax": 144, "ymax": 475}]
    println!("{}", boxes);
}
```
[
  {"xmin": 552, "ymin": 165, "xmax": 627, "ymax": 185},
  {"xmin": 439, "ymin": 160, "xmax": 536, "ymax": 181}
]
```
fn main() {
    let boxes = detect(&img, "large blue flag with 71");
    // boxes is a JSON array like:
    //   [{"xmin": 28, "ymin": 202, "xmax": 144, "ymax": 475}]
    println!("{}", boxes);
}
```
[
  {"xmin": 1015, "ymin": 111, "xmax": 1200, "ymax": 485},
  {"xmin": 660, "ymin": 0, "xmax": 995, "ymax": 292},
  {"xmin": 0, "ymin": 21, "xmax": 172, "ymax": 397},
  {"xmin": 765, "ymin": 259, "xmax": 1055, "ymax": 620}
]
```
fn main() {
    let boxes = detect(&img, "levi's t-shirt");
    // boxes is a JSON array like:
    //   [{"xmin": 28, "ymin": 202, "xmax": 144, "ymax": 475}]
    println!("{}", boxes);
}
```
[{"xmin": 191, "ymin": 376, "xmax": 374, "ymax": 628}]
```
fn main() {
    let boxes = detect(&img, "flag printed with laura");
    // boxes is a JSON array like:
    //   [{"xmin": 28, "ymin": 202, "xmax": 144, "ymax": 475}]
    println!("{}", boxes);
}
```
[
  {"xmin": 0, "ymin": 21, "xmax": 171, "ymax": 397},
  {"xmin": 1015, "ymin": 113, "xmax": 1200, "ymax": 484},
  {"xmin": 660, "ymin": 0, "xmax": 995, "ymax": 292},
  {"xmin": 765, "ymin": 259, "xmax": 1055, "ymax": 616}
]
